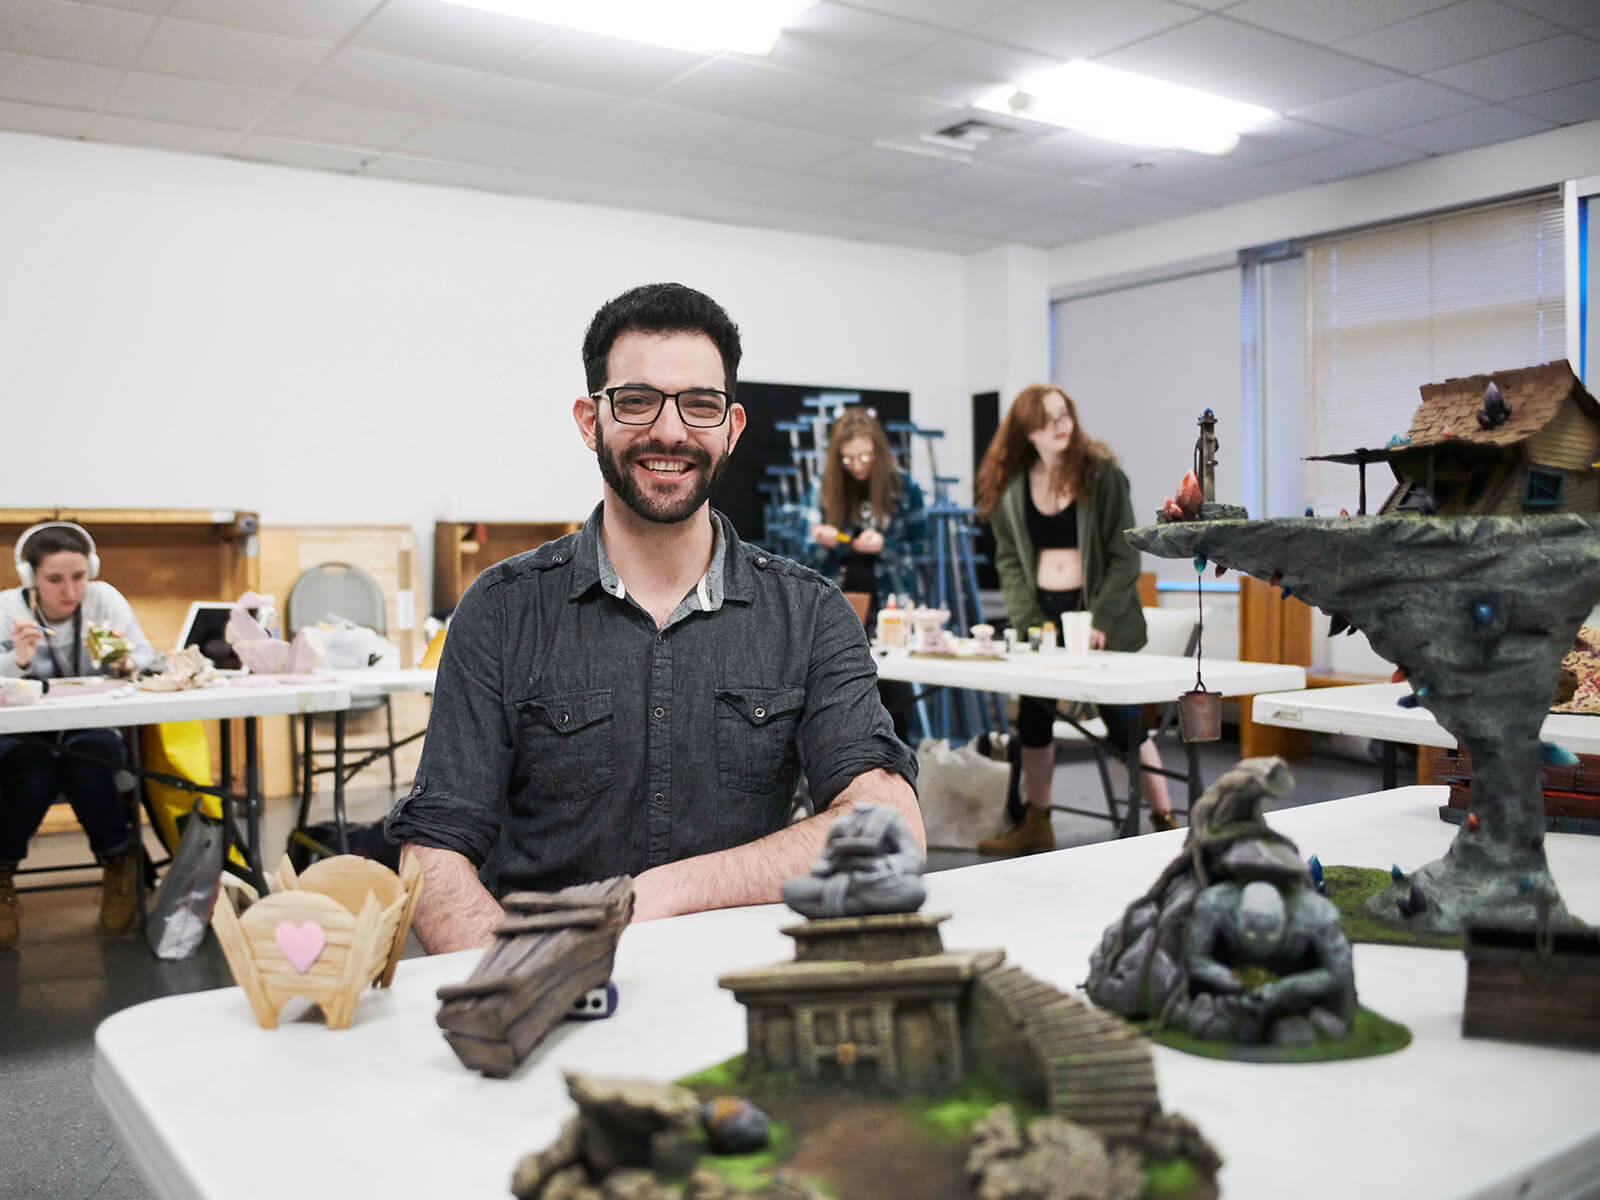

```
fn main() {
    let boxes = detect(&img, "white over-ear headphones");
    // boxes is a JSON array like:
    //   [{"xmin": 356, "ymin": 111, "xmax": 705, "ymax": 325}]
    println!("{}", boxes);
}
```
[{"xmin": 14, "ymin": 522, "xmax": 100, "ymax": 591}]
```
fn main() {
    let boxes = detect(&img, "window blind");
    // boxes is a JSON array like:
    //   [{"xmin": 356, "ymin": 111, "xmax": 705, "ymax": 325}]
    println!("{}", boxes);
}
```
[{"xmin": 1304, "ymin": 192, "xmax": 1565, "ymax": 512}]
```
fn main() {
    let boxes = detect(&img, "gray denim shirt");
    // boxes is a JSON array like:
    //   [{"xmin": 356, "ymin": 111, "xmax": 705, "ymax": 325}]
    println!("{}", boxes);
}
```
[{"xmin": 385, "ymin": 505, "xmax": 916, "ymax": 897}]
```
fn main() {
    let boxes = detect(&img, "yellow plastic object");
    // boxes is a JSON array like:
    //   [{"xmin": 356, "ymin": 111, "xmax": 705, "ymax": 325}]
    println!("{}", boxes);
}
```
[
  {"xmin": 138, "ymin": 722, "xmax": 243, "ymax": 867},
  {"xmin": 419, "ymin": 627, "xmax": 448, "ymax": 670}
]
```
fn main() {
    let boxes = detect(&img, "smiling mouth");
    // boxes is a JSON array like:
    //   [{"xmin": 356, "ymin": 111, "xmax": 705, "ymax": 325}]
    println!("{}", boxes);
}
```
[{"xmin": 638, "ymin": 458, "xmax": 693, "ymax": 476}]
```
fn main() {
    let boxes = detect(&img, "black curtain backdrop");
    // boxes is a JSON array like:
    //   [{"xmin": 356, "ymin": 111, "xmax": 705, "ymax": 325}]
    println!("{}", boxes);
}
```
[
  {"xmin": 711, "ymin": 381, "xmax": 911, "ymax": 547},
  {"xmin": 972, "ymin": 390, "xmax": 1000, "ymax": 591}
]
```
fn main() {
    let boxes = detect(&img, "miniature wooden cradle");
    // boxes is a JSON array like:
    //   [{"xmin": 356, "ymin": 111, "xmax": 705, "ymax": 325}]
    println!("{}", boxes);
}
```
[{"xmin": 211, "ymin": 854, "xmax": 423, "ymax": 1030}]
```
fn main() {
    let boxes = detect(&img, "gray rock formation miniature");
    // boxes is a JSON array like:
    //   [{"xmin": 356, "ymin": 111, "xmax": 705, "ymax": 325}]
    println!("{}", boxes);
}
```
[
  {"xmin": 781, "ymin": 804, "xmax": 926, "ymax": 919},
  {"xmin": 1127, "ymin": 513, "xmax": 1600, "ymax": 932},
  {"xmin": 966, "ymin": 1105, "xmax": 1146, "ymax": 1200},
  {"xmin": 1086, "ymin": 758, "xmax": 1357, "ymax": 1045},
  {"xmin": 512, "ymin": 1074, "xmax": 700, "ymax": 1199}
]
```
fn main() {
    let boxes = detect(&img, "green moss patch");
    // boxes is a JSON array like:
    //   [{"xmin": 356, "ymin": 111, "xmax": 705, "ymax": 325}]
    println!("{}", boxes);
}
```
[
  {"xmin": 901, "ymin": 1072, "xmax": 1042, "ymax": 1141},
  {"xmin": 688, "ymin": 1122, "xmax": 794, "ymax": 1192},
  {"xmin": 1145, "ymin": 1157, "xmax": 1203, "ymax": 1198},
  {"xmin": 1324, "ymin": 865, "xmax": 1462, "ymax": 950},
  {"xmin": 1143, "ymin": 1005, "xmax": 1411, "ymax": 1063}
]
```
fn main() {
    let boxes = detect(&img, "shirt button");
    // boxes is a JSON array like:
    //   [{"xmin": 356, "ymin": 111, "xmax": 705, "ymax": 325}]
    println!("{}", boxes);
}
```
[
  {"xmin": 653, "ymin": 792, "xmax": 664, "ymax": 804},
  {"xmin": 559, "ymin": 713, "xmax": 569, "ymax": 726},
  {"xmin": 653, "ymin": 706, "xmax": 665, "ymax": 719},
  {"xmin": 754, "ymin": 706, "xmax": 766, "ymax": 719}
]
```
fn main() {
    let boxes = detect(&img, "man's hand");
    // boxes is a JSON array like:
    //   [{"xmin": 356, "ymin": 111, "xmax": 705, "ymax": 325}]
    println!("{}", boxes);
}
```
[
  {"xmin": 401, "ymin": 843, "xmax": 505, "ymax": 953},
  {"xmin": 812, "ymin": 523, "xmax": 841, "ymax": 547},
  {"xmin": 10, "ymin": 618, "xmax": 41, "ymax": 669},
  {"xmin": 1089, "ymin": 628, "xmax": 1107, "ymax": 650},
  {"xmin": 851, "ymin": 529, "xmax": 884, "ymax": 555}
]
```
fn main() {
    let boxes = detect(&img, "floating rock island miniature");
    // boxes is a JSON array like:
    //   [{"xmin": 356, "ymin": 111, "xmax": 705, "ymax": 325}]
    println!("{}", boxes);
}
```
[{"xmin": 510, "ymin": 806, "xmax": 1223, "ymax": 1199}]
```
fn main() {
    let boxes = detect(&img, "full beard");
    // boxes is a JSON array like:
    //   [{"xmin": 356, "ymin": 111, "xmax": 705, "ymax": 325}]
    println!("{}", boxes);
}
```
[{"xmin": 595, "ymin": 424, "xmax": 729, "ymax": 525}]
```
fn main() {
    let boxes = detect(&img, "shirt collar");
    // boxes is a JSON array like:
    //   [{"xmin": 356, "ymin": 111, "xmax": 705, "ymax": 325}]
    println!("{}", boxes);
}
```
[{"xmin": 588, "ymin": 506, "xmax": 731, "ymax": 615}]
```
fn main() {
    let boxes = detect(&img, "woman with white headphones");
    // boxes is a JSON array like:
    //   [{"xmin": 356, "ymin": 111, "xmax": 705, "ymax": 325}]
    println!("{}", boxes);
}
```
[{"xmin": 0, "ymin": 522, "xmax": 155, "ymax": 945}]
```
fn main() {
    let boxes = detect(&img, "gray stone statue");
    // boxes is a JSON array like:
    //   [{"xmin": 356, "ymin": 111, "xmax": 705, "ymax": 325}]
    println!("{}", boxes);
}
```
[
  {"xmin": 781, "ymin": 804, "xmax": 925, "ymax": 919},
  {"xmin": 1086, "ymin": 757, "xmax": 1358, "ymax": 1046}
]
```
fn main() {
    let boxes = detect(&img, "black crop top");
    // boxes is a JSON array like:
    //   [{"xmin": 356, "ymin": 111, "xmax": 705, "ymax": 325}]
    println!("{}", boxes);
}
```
[{"xmin": 1023, "ymin": 481, "xmax": 1078, "ymax": 551}]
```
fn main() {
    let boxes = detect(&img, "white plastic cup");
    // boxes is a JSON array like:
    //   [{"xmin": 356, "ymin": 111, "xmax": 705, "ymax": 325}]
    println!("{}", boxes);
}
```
[{"xmin": 1062, "ymin": 611, "xmax": 1094, "ymax": 655}]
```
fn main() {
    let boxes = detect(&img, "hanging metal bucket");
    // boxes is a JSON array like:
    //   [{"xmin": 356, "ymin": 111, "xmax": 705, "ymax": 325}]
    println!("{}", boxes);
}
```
[{"xmin": 1177, "ymin": 689, "xmax": 1223, "ymax": 742}]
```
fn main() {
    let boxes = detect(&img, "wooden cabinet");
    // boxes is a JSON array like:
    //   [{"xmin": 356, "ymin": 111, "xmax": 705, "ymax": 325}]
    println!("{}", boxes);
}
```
[
  {"xmin": 432, "ymin": 521, "xmax": 583, "ymax": 612},
  {"xmin": 1237, "ymin": 575, "xmax": 1312, "ymax": 760},
  {"xmin": 1, "ymin": 508, "xmax": 260, "ymax": 653}
]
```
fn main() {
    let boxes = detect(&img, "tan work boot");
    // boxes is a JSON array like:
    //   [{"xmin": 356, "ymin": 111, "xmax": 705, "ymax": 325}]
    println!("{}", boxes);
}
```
[
  {"xmin": 99, "ymin": 852, "xmax": 138, "ymax": 936},
  {"xmin": 0, "ymin": 866, "xmax": 19, "ymax": 946},
  {"xmin": 1149, "ymin": 808, "xmax": 1180, "ymax": 833},
  {"xmin": 977, "ymin": 806, "xmax": 1055, "ymax": 856}
]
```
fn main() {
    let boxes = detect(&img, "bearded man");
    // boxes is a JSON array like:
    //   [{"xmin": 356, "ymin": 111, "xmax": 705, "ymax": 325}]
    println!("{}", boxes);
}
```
[{"xmin": 388, "ymin": 283, "xmax": 922, "ymax": 951}]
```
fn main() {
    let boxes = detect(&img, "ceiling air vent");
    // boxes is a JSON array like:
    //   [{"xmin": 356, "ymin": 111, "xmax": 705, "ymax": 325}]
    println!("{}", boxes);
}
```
[{"xmin": 876, "ymin": 115, "xmax": 1022, "ymax": 164}]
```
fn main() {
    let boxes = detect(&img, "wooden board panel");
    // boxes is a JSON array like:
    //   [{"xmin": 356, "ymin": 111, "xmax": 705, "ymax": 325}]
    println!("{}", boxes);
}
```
[{"xmin": 432, "ymin": 520, "xmax": 582, "ymax": 611}]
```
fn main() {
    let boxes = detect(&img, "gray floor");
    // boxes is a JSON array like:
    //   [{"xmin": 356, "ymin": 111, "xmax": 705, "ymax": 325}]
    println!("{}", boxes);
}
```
[{"xmin": 0, "ymin": 734, "xmax": 1388, "ymax": 1200}]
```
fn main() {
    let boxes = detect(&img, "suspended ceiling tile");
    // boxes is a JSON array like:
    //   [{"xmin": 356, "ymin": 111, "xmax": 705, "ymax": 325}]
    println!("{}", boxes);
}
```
[
  {"xmin": 1498, "ymin": 0, "xmax": 1600, "ymax": 29},
  {"xmin": 760, "ymin": 1, "xmax": 945, "ymax": 77},
  {"xmin": 1157, "ymin": 165, "xmax": 1302, "ymax": 206},
  {"xmin": 351, "ymin": 0, "xmax": 555, "ymax": 73},
  {"xmin": 0, "ymin": 48, "xmax": 116, "ymax": 108},
  {"xmin": 1426, "ymin": 33, "xmax": 1600, "ymax": 100},
  {"xmin": 299, "ymin": 47, "xmax": 488, "ymax": 117},
  {"xmin": 455, "ymin": 74, "xmax": 632, "ymax": 136},
  {"xmin": 1384, "ymin": 102, "xmax": 1556, "ymax": 152},
  {"xmin": 650, "ymin": 57, "xmax": 826, "ymax": 126},
  {"xmin": 1005, "ymin": 211, "xmax": 1119, "ymax": 246},
  {"xmin": 1224, "ymin": 0, "xmax": 1463, "ymax": 43},
  {"xmin": 809, "ymin": 144, "xmax": 962, "ymax": 188},
  {"xmin": 106, "ymin": 69, "xmax": 278, "ymax": 128},
  {"xmin": 984, "ymin": 128, "xmax": 1140, "ymax": 175},
  {"xmin": 0, "ymin": 96, "xmax": 89, "ymax": 135},
  {"xmin": 1268, "ymin": 136, "xmax": 1427, "ymax": 182},
  {"xmin": 364, "ymin": 153, "xmax": 549, "ymax": 194},
  {"xmin": 637, "ymin": 154, "xmax": 876, "ymax": 210},
  {"xmin": 86, "ymin": 111, "xmax": 242, "ymax": 152},
  {"xmin": 975, "ymin": 0, "xmax": 1198, "ymax": 61},
  {"xmin": 1226, "ymin": 117, "xmax": 1350, "ymax": 165},
  {"xmin": 585, "ymin": 100, "xmax": 768, "ymax": 159},
  {"xmin": 869, "ymin": 34, "xmax": 1061, "ymax": 106},
  {"xmin": 875, "ymin": 224, "xmax": 997, "ymax": 253},
  {"xmin": 834, "ymin": 187, "xmax": 974, "ymax": 225},
  {"xmin": 253, "ymin": 94, "xmax": 424, "ymax": 149},
  {"xmin": 842, "ymin": 0, "xmax": 1035, "ymax": 35},
  {"xmin": 135, "ymin": 18, "xmax": 329, "ymax": 90},
  {"xmin": 0, "ymin": 0, "xmax": 155, "ymax": 68},
  {"xmin": 1334, "ymin": 0, "xmax": 1563, "ymax": 73},
  {"xmin": 913, "ymin": 159, "xmax": 1074, "ymax": 204},
  {"xmin": 506, "ymin": 27, "xmax": 706, "ymax": 96},
  {"xmin": 1226, "ymin": 48, "xmax": 1407, "ymax": 112},
  {"xmin": 1508, "ymin": 77, "xmax": 1600, "ymax": 123},
  {"xmin": 394, "ymin": 116, "xmax": 568, "ymax": 169},
  {"xmin": 1067, "ymin": 187, "xmax": 1212, "ymax": 224},
  {"xmin": 165, "ymin": 0, "xmax": 378, "ymax": 43},
  {"xmin": 1290, "ymin": 78, "xmax": 1487, "ymax": 134},
  {"xmin": 1097, "ymin": 16, "xmax": 1306, "ymax": 93},
  {"xmin": 765, "ymin": 77, "xmax": 950, "ymax": 139}
]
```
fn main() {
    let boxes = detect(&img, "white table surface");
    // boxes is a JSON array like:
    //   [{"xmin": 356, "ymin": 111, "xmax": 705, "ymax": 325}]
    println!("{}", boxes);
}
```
[
  {"xmin": 330, "ymin": 666, "xmax": 437, "ymax": 702},
  {"xmin": 0, "ymin": 679, "xmax": 351, "ymax": 735},
  {"xmin": 95, "ymin": 788, "xmax": 1600, "ymax": 1200},
  {"xmin": 873, "ymin": 648, "xmax": 1305, "ymax": 704},
  {"xmin": 1253, "ymin": 683, "xmax": 1600, "ymax": 754}
]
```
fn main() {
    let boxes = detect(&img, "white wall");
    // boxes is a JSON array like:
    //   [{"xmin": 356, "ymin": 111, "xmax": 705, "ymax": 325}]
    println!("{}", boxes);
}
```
[
  {"xmin": 1051, "ymin": 266, "xmax": 1242, "ymax": 586},
  {"xmin": 0, "ymin": 131, "xmax": 967, "ymax": 590}
]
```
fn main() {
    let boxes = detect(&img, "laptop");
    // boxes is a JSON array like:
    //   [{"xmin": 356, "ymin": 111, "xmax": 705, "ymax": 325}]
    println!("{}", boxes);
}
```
[{"xmin": 174, "ymin": 601, "xmax": 257, "ymax": 654}]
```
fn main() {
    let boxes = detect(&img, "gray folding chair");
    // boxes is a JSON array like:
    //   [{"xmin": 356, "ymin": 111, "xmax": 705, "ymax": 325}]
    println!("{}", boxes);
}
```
[{"xmin": 287, "ymin": 563, "xmax": 398, "ymax": 804}]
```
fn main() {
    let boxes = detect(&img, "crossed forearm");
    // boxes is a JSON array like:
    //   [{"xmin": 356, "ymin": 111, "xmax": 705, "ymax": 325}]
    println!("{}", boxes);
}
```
[
  {"xmin": 631, "ymin": 768, "xmax": 923, "ymax": 922},
  {"xmin": 401, "ymin": 843, "xmax": 504, "ymax": 954}
]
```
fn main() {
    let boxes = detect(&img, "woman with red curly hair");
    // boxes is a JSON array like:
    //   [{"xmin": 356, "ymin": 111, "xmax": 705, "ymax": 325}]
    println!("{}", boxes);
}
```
[{"xmin": 973, "ymin": 385, "xmax": 1175, "ymax": 854}]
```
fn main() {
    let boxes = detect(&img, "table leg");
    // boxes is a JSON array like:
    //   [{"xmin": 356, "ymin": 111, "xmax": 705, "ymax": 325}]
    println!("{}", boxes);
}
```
[
  {"xmin": 1118, "ymin": 710, "xmax": 1143, "ymax": 839},
  {"xmin": 294, "ymin": 712, "xmax": 313, "ymax": 837},
  {"xmin": 127, "ymin": 725, "xmax": 148, "ymax": 930},
  {"xmin": 242, "ymin": 717, "xmax": 267, "ymax": 893},
  {"xmin": 333, "ymin": 711, "xmax": 349, "ymax": 854},
  {"xmin": 1382, "ymin": 741, "xmax": 1397, "ymax": 791}
]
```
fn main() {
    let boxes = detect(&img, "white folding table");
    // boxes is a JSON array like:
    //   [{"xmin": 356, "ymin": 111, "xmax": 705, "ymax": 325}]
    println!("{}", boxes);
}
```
[{"xmin": 874, "ymin": 649, "xmax": 1306, "ymax": 835}]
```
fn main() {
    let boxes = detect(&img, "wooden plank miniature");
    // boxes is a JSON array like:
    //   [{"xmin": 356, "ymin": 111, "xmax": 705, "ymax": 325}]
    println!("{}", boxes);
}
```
[
  {"xmin": 1462, "ymin": 922, "xmax": 1600, "ymax": 1048},
  {"xmin": 436, "ymin": 876, "xmax": 633, "ymax": 1078},
  {"xmin": 210, "ymin": 853, "xmax": 422, "ymax": 1030}
]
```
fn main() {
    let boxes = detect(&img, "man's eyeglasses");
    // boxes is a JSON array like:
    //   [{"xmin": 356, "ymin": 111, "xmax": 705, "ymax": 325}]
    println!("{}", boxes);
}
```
[
  {"xmin": 840, "ymin": 452, "xmax": 874, "ymax": 467},
  {"xmin": 593, "ymin": 386, "xmax": 731, "ymax": 428}
]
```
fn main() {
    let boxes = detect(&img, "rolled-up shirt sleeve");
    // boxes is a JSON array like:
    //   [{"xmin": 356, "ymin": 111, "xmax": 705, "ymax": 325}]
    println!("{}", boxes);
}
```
[
  {"xmin": 795, "ymin": 584, "xmax": 917, "ymax": 810},
  {"xmin": 384, "ymin": 575, "xmax": 512, "ymax": 865}
]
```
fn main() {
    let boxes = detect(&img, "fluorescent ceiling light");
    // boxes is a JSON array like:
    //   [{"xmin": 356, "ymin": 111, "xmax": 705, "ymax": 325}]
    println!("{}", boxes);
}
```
[
  {"xmin": 440, "ymin": 0, "xmax": 817, "ymax": 56},
  {"xmin": 975, "ymin": 61, "xmax": 1277, "ymax": 156}
]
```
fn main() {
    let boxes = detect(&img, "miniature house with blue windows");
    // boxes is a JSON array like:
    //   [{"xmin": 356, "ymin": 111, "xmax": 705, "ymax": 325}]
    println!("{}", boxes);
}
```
[{"xmin": 1373, "ymin": 360, "xmax": 1600, "ymax": 516}]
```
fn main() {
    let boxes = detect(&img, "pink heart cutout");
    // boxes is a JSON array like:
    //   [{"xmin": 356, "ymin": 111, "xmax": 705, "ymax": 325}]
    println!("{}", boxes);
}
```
[{"xmin": 273, "ymin": 920, "xmax": 327, "ymax": 973}]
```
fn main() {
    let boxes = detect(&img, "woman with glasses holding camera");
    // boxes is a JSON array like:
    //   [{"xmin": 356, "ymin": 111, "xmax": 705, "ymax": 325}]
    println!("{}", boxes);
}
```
[
  {"xmin": 805, "ymin": 408, "xmax": 926, "ymax": 625},
  {"xmin": 973, "ymin": 384, "xmax": 1176, "ymax": 856}
]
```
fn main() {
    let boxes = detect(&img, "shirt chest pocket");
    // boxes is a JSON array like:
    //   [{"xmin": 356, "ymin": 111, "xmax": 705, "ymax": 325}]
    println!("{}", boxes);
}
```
[
  {"xmin": 715, "ymin": 685, "xmax": 805, "ymax": 795},
  {"xmin": 515, "ymin": 688, "xmax": 615, "ymax": 804}
]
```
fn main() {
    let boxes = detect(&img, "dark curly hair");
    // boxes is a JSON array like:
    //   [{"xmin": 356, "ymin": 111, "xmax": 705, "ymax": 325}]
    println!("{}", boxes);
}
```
[{"xmin": 582, "ymin": 283, "xmax": 743, "ymax": 398}]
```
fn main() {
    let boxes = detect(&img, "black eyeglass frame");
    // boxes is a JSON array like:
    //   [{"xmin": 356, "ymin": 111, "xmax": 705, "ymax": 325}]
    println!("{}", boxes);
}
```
[{"xmin": 590, "ymin": 385, "xmax": 734, "ymax": 428}]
